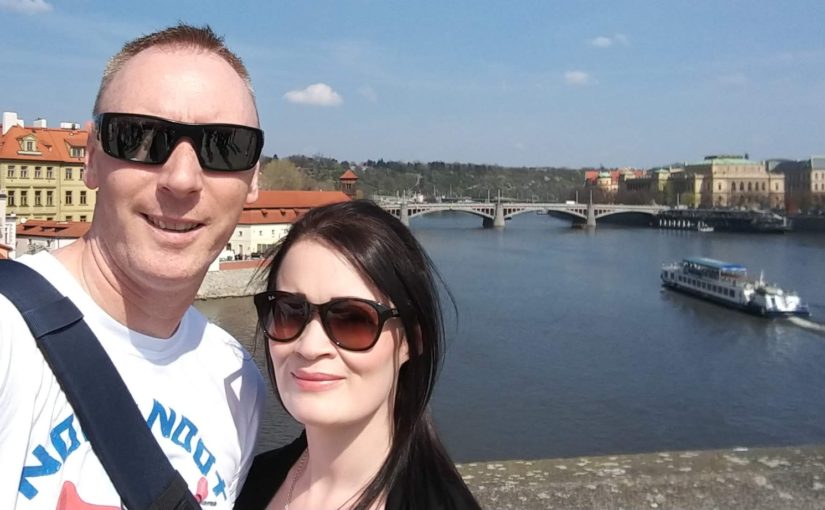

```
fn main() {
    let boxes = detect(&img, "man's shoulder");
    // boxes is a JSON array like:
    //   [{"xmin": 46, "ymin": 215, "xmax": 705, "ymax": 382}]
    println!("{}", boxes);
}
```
[{"xmin": 186, "ymin": 307, "xmax": 264, "ymax": 382}]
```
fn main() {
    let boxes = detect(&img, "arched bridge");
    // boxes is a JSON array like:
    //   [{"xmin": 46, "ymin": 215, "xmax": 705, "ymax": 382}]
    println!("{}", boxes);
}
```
[{"xmin": 381, "ymin": 202, "xmax": 670, "ymax": 228}]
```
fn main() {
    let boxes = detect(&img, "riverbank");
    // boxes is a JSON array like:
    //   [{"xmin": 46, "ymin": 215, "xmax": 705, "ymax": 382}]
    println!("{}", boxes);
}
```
[
  {"xmin": 458, "ymin": 444, "xmax": 825, "ymax": 509},
  {"xmin": 197, "ymin": 265, "xmax": 264, "ymax": 299}
]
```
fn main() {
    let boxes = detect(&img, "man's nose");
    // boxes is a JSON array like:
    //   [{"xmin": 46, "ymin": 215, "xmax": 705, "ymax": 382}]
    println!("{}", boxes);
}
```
[{"xmin": 157, "ymin": 139, "xmax": 204, "ymax": 197}]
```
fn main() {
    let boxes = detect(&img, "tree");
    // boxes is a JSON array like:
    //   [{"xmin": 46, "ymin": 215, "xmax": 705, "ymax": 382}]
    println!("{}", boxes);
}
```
[{"xmin": 259, "ymin": 159, "xmax": 319, "ymax": 190}]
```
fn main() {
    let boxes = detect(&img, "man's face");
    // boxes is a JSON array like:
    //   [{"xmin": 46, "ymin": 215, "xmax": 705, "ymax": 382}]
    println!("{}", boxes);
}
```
[{"xmin": 85, "ymin": 47, "xmax": 259, "ymax": 287}]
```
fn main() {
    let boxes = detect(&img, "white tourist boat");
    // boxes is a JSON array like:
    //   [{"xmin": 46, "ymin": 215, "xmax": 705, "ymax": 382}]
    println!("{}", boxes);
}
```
[{"xmin": 661, "ymin": 257, "xmax": 810, "ymax": 317}]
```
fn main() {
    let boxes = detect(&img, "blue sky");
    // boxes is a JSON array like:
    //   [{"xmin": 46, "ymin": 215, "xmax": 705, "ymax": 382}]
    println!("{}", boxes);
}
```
[{"xmin": 1, "ymin": 0, "xmax": 824, "ymax": 168}]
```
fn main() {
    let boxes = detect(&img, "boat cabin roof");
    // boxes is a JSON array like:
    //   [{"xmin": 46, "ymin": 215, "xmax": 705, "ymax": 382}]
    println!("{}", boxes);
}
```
[{"xmin": 683, "ymin": 257, "xmax": 746, "ymax": 272}]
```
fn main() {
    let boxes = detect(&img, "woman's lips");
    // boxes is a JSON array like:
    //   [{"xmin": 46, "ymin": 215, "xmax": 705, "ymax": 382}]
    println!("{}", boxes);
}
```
[{"xmin": 291, "ymin": 370, "xmax": 344, "ymax": 391}]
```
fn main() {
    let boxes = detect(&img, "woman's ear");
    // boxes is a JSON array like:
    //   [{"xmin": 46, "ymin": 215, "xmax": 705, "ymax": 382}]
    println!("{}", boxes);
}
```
[{"xmin": 398, "ymin": 325, "xmax": 422, "ymax": 365}]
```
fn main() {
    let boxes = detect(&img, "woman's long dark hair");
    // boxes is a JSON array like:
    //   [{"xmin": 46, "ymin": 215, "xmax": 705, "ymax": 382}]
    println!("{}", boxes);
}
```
[{"xmin": 260, "ymin": 199, "xmax": 479, "ymax": 509}]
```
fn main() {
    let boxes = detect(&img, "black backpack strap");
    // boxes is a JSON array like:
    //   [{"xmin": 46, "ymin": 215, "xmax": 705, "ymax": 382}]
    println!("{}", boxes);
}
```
[{"xmin": 0, "ymin": 259, "xmax": 200, "ymax": 510}]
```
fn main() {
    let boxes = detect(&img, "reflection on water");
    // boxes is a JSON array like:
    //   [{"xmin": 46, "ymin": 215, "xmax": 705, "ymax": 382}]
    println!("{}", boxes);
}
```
[{"xmin": 196, "ymin": 214, "xmax": 825, "ymax": 462}]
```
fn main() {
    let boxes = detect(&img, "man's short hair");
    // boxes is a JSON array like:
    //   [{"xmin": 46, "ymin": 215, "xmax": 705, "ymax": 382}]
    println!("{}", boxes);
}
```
[{"xmin": 93, "ymin": 23, "xmax": 255, "ymax": 115}]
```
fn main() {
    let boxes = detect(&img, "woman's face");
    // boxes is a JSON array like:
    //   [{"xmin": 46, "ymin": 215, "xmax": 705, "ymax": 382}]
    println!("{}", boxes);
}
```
[{"xmin": 269, "ymin": 239, "xmax": 409, "ymax": 430}]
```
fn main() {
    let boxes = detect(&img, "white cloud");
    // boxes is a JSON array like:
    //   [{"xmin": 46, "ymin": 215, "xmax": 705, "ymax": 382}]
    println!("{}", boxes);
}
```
[
  {"xmin": 0, "ymin": 0, "xmax": 53, "ymax": 13},
  {"xmin": 590, "ymin": 34, "xmax": 629, "ymax": 48},
  {"xmin": 564, "ymin": 71, "xmax": 591, "ymax": 86},
  {"xmin": 284, "ymin": 83, "xmax": 343, "ymax": 106},
  {"xmin": 591, "ymin": 36, "xmax": 613, "ymax": 48}
]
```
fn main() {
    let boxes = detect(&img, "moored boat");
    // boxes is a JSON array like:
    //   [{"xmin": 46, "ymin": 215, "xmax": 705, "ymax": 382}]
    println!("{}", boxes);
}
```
[
  {"xmin": 696, "ymin": 222, "xmax": 714, "ymax": 232},
  {"xmin": 660, "ymin": 257, "xmax": 810, "ymax": 317}
]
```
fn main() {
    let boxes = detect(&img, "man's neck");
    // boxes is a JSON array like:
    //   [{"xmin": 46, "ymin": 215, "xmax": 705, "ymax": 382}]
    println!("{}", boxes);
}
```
[{"xmin": 53, "ymin": 237, "xmax": 200, "ymax": 339}]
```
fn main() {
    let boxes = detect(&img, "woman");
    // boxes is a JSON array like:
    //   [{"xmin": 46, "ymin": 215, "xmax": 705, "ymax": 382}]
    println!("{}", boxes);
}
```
[{"xmin": 235, "ymin": 200, "xmax": 480, "ymax": 510}]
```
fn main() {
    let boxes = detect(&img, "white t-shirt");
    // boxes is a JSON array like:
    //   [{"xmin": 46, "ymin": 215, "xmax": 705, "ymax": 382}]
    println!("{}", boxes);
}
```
[{"xmin": 0, "ymin": 252, "xmax": 266, "ymax": 509}]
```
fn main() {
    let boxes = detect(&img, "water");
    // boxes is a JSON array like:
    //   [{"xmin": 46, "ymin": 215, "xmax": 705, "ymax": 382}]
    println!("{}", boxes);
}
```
[{"xmin": 194, "ymin": 212, "xmax": 825, "ymax": 463}]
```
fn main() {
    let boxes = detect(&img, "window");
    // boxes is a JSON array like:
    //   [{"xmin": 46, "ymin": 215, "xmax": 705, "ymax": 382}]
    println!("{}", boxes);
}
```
[
  {"xmin": 747, "ymin": 182, "xmax": 752, "ymax": 192},
  {"xmin": 65, "ymin": 168, "xmax": 73, "ymax": 180},
  {"xmin": 718, "ymin": 183, "xmax": 722, "ymax": 191},
  {"xmin": 739, "ymin": 182, "xmax": 744, "ymax": 191},
  {"xmin": 7, "ymin": 191, "xmax": 14, "ymax": 206},
  {"xmin": 35, "ymin": 191, "xmax": 42, "ymax": 206},
  {"xmin": 65, "ymin": 215, "xmax": 73, "ymax": 221},
  {"xmin": 70, "ymin": 147, "xmax": 85, "ymax": 158},
  {"xmin": 34, "ymin": 166, "xmax": 42, "ymax": 179},
  {"xmin": 25, "ymin": 140, "xmax": 34, "ymax": 151},
  {"xmin": 65, "ymin": 190, "xmax": 73, "ymax": 205},
  {"xmin": 20, "ymin": 166, "xmax": 28, "ymax": 179},
  {"xmin": 79, "ymin": 168, "xmax": 84, "ymax": 180},
  {"xmin": 6, "ymin": 166, "xmax": 14, "ymax": 178},
  {"xmin": 46, "ymin": 167, "xmax": 54, "ymax": 179},
  {"xmin": 80, "ymin": 215, "xmax": 87, "ymax": 222},
  {"xmin": 20, "ymin": 190, "xmax": 28, "ymax": 206},
  {"xmin": 46, "ymin": 190, "xmax": 53, "ymax": 206},
  {"xmin": 80, "ymin": 191, "xmax": 87, "ymax": 205}
]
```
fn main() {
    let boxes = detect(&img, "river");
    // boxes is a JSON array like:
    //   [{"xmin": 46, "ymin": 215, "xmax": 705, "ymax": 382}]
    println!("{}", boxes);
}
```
[{"xmin": 194, "ymin": 212, "xmax": 825, "ymax": 463}]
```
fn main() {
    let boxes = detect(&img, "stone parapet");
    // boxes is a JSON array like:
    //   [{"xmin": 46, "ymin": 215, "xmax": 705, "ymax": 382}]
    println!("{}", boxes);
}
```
[
  {"xmin": 197, "ymin": 267, "xmax": 264, "ymax": 299},
  {"xmin": 458, "ymin": 444, "xmax": 825, "ymax": 509}
]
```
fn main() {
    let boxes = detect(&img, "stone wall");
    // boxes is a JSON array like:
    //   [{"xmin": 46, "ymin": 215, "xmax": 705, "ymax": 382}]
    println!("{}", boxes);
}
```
[
  {"xmin": 458, "ymin": 444, "xmax": 825, "ymax": 509},
  {"xmin": 196, "ymin": 267, "xmax": 265, "ymax": 299}
]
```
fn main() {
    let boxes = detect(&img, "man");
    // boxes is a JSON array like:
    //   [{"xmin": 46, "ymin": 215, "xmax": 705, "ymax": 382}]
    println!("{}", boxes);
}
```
[{"xmin": 0, "ymin": 24, "xmax": 265, "ymax": 509}]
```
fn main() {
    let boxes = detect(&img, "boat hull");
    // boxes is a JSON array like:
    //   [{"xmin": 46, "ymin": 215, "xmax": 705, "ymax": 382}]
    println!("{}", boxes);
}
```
[{"xmin": 661, "ymin": 281, "xmax": 811, "ymax": 318}]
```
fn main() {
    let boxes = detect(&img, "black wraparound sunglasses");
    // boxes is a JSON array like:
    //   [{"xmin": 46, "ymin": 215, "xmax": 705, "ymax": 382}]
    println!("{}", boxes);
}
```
[
  {"xmin": 254, "ymin": 291, "xmax": 401, "ymax": 352},
  {"xmin": 94, "ymin": 112, "xmax": 264, "ymax": 172}
]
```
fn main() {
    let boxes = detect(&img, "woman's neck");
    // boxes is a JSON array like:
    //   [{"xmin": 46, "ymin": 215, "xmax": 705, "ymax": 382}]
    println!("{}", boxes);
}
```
[{"xmin": 296, "ymin": 418, "xmax": 393, "ymax": 509}]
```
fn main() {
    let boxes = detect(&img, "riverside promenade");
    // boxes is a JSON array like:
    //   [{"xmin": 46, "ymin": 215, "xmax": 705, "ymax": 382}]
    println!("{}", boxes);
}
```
[{"xmin": 458, "ymin": 444, "xmax": 825, "ymax": 509}]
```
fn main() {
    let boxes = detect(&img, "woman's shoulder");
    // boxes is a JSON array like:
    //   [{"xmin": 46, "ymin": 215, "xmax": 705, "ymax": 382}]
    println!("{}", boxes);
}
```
[{"xmin": 234, "ymin": 433, "xmax": 307, "ymax": 510}]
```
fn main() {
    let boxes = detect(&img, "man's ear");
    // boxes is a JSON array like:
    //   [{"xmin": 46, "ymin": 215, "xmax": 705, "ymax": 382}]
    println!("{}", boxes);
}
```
[
  {"xmin": 245, "ymin": 164, "xmax": 260, "ymax": 205},
  {"xmin": 83, "ymin": 120, "xmax": 99, "ymax": 190}
]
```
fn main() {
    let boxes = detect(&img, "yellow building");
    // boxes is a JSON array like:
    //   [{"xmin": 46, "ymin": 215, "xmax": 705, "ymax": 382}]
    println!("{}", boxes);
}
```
[
  {"xmin": 0, "ymin": 112, "xmax": 95, "ymax": 222},
  {"xmin": 772, "ymin": 157, "xmax": 825, "ymax": 212},
  {"xmin": 684, "ymin": 155, "xmax": 783, "ymax": 209}
]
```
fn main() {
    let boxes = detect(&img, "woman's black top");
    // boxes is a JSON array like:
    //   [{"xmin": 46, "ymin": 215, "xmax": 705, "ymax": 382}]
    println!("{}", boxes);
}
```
[{"xmin": 234, "ymin": 433, "xmax": 480, "ymax": 510}]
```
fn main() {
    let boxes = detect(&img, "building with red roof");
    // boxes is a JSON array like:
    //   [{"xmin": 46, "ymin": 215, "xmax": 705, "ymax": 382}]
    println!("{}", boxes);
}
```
[
  {"xmin": 227, "ymin": 190, "xmax": 351, "ymax": 258},
  {"xmin": 339, "ymin": 169, "xmax": 359, "ymax": 198},
  {"xmin": 14, "ymin": 219, "xmax": 91, "ymax": 255},
  {"xmin": 0, "ymin": 112, "xmax": 95, "ymax": 223}
]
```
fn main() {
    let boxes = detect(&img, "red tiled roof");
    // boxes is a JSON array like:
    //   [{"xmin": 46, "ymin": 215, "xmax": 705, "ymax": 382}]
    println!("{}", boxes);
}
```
[
  {"xmin": 239, "ymin": 190, "xmax": 350, "ymax": 226},
  {"xmin": 238, "ymin": 209, "xmax": 302, "ymax": 225},
  {"xmin": 16, "ymin": 220, "xmax": 91, "ymax": 238},
  {"xmin": 0, "ymin": 125, "xmax": 88, "ymax": 163},
  {"xmin": 339, "ymin": 169, "xmax": 359, "ymax": 180},
  {"xmin": 246, "ymin": 190, "xmax": 351, "ymax": 210}
]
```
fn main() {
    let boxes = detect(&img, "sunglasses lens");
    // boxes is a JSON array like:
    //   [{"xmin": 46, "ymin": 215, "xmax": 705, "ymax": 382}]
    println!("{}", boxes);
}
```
[
  {"xmin": 267, "ymin": 295, "xmax": 310, "ymax": 341},
  {"xmin": 200, "ymin": 126, "xmax": 260, "ymax": 171},
  {"xmin": 326, "ymin": 300, "xmax": 381, "ymax": 350},
  {"xmin": 102, "ymin": 115, "xmax": 173, "ymax": 164}
]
